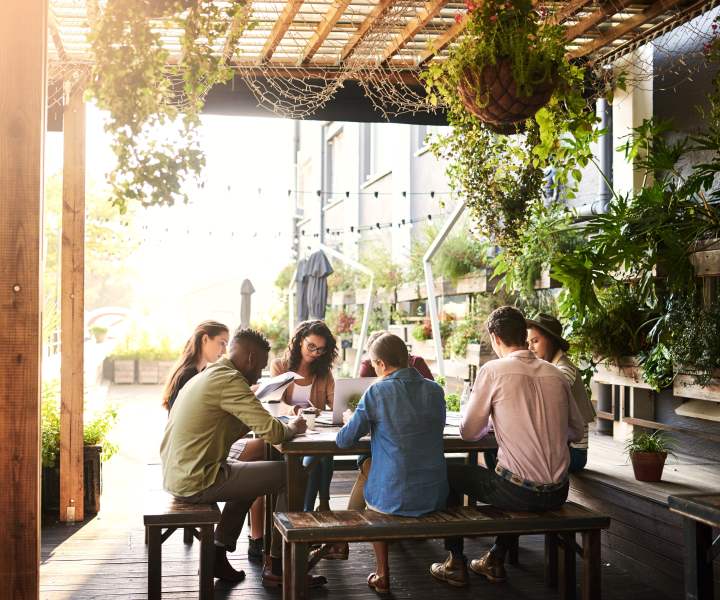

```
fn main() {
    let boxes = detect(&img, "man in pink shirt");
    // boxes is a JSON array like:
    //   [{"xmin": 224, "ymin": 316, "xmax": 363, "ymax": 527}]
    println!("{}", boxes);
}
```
[{"xmin": 430, "ymin": 306, "xmax": 585, "ymax": 588}]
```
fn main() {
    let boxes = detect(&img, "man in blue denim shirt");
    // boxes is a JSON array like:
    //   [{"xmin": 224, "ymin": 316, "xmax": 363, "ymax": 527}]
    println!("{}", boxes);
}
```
[{"xmin": 334, "ymin": 333, "xmax": 448, "ymax": 594}]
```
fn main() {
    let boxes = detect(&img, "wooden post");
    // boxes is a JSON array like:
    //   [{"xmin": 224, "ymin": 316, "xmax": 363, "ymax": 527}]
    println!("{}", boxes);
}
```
[
  {"xmin": 0, "ymin": 0, "xmax": 47, "ymax": 598},
  {"xmin": 59, "ymin": 89, "xmax": 86, "ymax": 522}
]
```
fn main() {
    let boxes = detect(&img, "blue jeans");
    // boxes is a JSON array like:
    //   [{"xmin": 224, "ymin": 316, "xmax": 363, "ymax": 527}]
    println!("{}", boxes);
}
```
[
  {"xmin": 484, "ymin": 447, "xmax": 587, "ymax": 474},
  {"xmin": 303, "ymin": 455, "xmax": 334, "ymax": 511}
]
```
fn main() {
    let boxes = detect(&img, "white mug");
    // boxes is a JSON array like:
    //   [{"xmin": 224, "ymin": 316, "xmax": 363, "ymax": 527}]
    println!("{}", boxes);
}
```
[{"xmin": 302, "ymin": 408, "xmax": 316, "ymax": 430}]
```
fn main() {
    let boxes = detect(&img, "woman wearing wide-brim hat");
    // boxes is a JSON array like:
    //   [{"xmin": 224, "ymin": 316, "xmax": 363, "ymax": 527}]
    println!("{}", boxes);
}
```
[{"xmin": 526, "ymin": 314, "xmax": 596, "ymax": 472}]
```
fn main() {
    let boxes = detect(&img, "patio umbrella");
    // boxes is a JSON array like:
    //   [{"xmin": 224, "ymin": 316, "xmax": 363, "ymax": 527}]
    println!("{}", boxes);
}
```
[
  {"xmin": 295, "ymin": 257, "xmax": 310, "ymax": 321},
  {"xmin": 305, "ymin": 250, "xmax": 334, "ymax": 320},
  {"xmin": 240, "ymin": 278, "xmax": 255, "ymax": 329}
]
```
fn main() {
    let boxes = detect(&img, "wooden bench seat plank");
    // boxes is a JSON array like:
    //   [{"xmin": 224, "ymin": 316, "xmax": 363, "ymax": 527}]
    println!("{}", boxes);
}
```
[
  {"xmin": 144, "ymin": 495, "xmax": 220, "ymax": 526},
  {"xmin": 275, "ymin": 503, "xmax": 610, "ymax": 543}
]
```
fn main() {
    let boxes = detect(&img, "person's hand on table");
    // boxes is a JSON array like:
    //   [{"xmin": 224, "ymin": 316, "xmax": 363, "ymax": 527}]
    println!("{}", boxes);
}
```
[{"xmin": 289, "ymin": 415, "xmax": 307, "ymax": 435}]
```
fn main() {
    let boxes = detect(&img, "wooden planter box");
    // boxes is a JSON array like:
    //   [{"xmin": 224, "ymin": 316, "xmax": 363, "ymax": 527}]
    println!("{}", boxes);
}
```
[
  {"xmin": 112, "ymin": 359, "xmax": 135, "ymax": 384},
  {"xmin": 533, "ymin": 268, "xmax": 561, "ymax": 290},
  {"xmin": 41, "ymin": 445, "xmax": 103, "ymax": 516},
  {"xmin": 690, "ymin": 239, "xmax": 720, "ymax": 277},
  {"xmin": 355, "ymin": 287, "xmax": 373, "ymax": 305},
  {"xmin": 137, "ymin": 359, "xmax": 160, "ymax": 384},
  {"xmin": 157, "ymin": 360, "xmax": 175, "ymax": 384},
  {"xmin": 396, "ymin": 283, "xmax": 423, "ymax": 302},
  {"xmin": 455, "ymin": 272, "xmax": 489, "ymax": 294},
  {"xmin": 330, "ymin": 290, "xmax": 354, "ymax": 306},
  {"xmin": 376, "ymin": 287, "xmax": 396, "ymax": 304},
  {"xmin": 593, "ymin": 356, "xmax": 651, "ymax": 389},
  {"xmin": 673, "ymin": 369, "xmax": 720, "ymax": 402},
  {"xmin": 411, "ymin": 339, "xmax": 437, "ymax": 361},
  {"xmin": 465, "ymin": 343, "xmax": 496, "ymax": 366}
]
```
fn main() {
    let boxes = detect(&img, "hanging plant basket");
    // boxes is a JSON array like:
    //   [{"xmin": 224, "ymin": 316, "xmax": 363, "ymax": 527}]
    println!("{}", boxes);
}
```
[{"xmin": 458, "ymin": 58, "xmax": 556, "ymax": 128}]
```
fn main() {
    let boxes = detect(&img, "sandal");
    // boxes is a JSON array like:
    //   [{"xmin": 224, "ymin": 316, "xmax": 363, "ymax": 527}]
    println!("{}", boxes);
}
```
[
  {"xmin": 367, "ymin": 572, "xmax": 390, "ymax": 595},
  {"xmin": 308, "ymin": 542, "xmax": 349, "ymax": 569}
]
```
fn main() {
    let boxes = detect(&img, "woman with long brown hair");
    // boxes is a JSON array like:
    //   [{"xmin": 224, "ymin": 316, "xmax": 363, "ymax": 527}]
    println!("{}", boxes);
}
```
[
  {"xmin": 162, "ymin": 320, "xmax": 267, "ymax": 561},
  {"xmin": 271, "ymin": 320, "xmax": 340, "ymax": 515}
]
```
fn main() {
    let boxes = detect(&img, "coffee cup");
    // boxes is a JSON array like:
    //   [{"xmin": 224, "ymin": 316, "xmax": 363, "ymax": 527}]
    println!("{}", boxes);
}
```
[
  {"xmin": 302, "ymin": 407, "xmax": 316, "ymax": 430},
  {"xmin": 263, "ymin": 400, "xmax": 281, "ymax": 417}
]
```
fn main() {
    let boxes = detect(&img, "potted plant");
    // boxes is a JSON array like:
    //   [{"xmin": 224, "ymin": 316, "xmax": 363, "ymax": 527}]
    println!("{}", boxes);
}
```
[
  {"xmin": 41, "ymin": 380, "xmax": 119, "ymax": 515},
  {"xmin": 625, "ymin": 431, "xmax": 673, "ymax": 483},
  {"xmin": 89, "ymin": 325, "xmax": 108, "ymax": 343}
]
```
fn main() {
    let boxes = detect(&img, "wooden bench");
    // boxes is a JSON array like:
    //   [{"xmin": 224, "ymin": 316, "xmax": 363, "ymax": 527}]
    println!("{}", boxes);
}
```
[
  {"xmin": 275, "ymin": 502, "xmax": 610, "ymax": 600},
  {"xmin": 143, "ymin": 491, "xmax": 221, "ymax": 600}
]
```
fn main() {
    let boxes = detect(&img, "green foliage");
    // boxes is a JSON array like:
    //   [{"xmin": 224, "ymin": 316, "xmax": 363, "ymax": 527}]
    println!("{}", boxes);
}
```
[
  {"xmin": 445, "ymin": 393, "xmax": 460, "ymax": 412},
  {"xmin": 255, "ymin": 319, "xmax": 289, "ymax": 355},
  {"xmin": 87, "ymin": 0, "xmax": 250, "ymax": 212},
  {"xmin": 41, "ymin": 379, "xmax": 119, "ymax": 468},
  {"xmin": 361, "ymin": 243, "xmax": 404, "ymax": 290},
  {"xmin": 327, "ymin": 263, "xmax": 367, "ymax": 292},
  {"xmin": 446, "ymin": 291, "xmax": 511, "ymax": 357},
  {"xmin": 347, "ymin": 393, "xmax": 363, "ymax": 411},
  {"xmin": 109, "ymin": 329, "xmax": 180, "ymax": 360},
  {"xmin": 423, "ymin": 1, "xmax": 600, "ymax": 245},
  {"xmin": 624, "ymin": 431, "xmax": 673, "ymax": 455},
  {"xmin": 275, "ymin": 263, "xmax": 296, "ymax": 292},
  {"xmin": 412, "ymin": 315, "xmax": 454, "ymax": 342},
  {"xmin": 638, "ymin": 343, "xmax": 674, "ymax": 392},
  {"xmin": 493, "ymin": 201, "xmax": 581, "ymax": 300}
]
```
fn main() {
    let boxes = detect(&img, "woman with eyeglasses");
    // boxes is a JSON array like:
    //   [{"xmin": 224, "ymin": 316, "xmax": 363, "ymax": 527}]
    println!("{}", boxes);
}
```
[{"xmin": 270, "ymin": 320, "xmax": 339, "ymax": 514}]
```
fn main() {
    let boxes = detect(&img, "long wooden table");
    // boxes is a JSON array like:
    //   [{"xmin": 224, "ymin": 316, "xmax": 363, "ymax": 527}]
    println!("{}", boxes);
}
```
[
  {"xmin": 262, "ymin": 424, "xmax": 497, "ymax": 551},
  {"xmin": 668, "ymin": 494, "xmax": 720, "ymax": 600}
]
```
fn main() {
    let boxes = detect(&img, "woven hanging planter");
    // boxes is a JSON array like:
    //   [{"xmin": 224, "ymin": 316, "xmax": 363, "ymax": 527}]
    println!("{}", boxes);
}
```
[{"xmin": 458, "ymin": 58, "xmax": 556, "ymax": 129}]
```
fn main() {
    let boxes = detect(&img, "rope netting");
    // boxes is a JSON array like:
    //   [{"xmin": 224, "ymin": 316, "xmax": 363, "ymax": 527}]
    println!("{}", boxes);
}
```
[{"xmin": 46, "ymin": 1, "xmax": 720, "ymax": 118}]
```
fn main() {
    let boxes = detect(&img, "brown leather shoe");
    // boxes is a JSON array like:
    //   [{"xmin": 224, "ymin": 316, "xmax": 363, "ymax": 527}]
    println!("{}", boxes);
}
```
[
  {"xmin": 469, "ymin": 551, "xmax": 507, "ymax": 583},
  {"xmin": 429, "ymin": 552, "xmax": 469, "ymax": 587}
]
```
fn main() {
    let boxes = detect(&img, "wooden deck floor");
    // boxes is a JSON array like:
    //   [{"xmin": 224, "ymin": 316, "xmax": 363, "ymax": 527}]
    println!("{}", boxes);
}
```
[{"xmin": 40, "ymin": 385, "xmax": 683, "ymax": 600}]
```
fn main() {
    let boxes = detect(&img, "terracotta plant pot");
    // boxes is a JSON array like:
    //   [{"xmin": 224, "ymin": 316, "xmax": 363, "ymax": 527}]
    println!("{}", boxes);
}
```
[
  {"xmin": 630, "ymin": 451, "xmax": 667, "ymax": 482},
  {"xmin": 458, "ymin": 58, "xmax": 556, "ymax": 128}
]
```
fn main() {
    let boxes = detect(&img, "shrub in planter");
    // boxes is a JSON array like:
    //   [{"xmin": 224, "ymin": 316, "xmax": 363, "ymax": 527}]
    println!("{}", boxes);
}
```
[
  {"xmin": 89, "ymin": 325, "xmax": 108, "ymax": 343},
  {"xmin": 624, "ymin": 431, "xmax": 673, "ymax": 483},
  {"xmin": 41, "ymin": 379, "xmax": 119, "ymax": 515}
]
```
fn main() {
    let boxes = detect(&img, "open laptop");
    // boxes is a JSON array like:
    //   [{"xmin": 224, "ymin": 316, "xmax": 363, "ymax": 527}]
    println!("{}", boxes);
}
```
[{"xmin": 316, "ymin": 377, "xmax": 377, "ymax": 425}]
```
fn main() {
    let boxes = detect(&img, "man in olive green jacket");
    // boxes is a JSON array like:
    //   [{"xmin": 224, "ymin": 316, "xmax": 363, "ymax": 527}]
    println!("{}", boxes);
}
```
[{"xmin": 161, "ymin": 328, "xmax": 308, "ymax": 585}]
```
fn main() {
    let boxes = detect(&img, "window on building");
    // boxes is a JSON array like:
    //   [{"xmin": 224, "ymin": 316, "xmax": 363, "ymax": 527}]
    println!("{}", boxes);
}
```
[{"xmin": 362, "ymin": 123, "xmax": 395, "ymax": 182}]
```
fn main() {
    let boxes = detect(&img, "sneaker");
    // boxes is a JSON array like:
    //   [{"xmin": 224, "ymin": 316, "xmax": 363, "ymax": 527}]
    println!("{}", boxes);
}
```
[
  {"xmin": 429, "ymin": 552, "xmax": 469, "ymax": 587},
  {"xmin": 247, "ymin": 536, "xmax": 264, "ymax": 562},
  {"xmin": 469, "ymin": 551, "xmax": 507, "ymax": 583}
]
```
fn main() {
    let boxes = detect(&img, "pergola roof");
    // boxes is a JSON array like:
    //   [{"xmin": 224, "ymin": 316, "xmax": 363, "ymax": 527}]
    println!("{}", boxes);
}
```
[{"xmin": 49, "ymin": 0, "xmax": 718, "ymax": 74}]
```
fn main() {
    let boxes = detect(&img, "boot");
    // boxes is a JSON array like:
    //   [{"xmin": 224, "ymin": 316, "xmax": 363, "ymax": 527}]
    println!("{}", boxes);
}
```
[
  {"xmin": 247, "ymin": 536, "xmax": 264, "ymax": 562},
  {"xmin": 213, "ymin": 546, "xmax": 245, "ymax": 583}
]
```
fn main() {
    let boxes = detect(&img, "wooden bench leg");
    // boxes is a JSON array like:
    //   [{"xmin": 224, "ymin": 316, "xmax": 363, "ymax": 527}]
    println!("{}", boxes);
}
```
[
  {"xmin": 183, "ymin": 526, "xmax": 195, "ymax": 545},
  {"xmin": 283, "ymin": 541, "xmax": 309, "ymax": 600},
  {"xmin": 559, "ymin": 532, "xmax": 577, "ymax": 600},
  {"xmin": 148, "ymin": 526, "xmax": 162, "ymax": 600},
  {"xmin": 581, "ymin": 530, "xmax": 601, "ymax": 600},
  {"xmin": 508, "ymin": 535, "xmax": 519, "ymax": 565},
  {"xmin": 198, "ymin": 525, "xmax": 215, "ymax": 600},
  {"xmin": 682, "ymin": 518, "xmax": 715, "ymax": 600},
  {"xmin": 545, "ymin": 533, "xmax": 558, "ymax": 588}
]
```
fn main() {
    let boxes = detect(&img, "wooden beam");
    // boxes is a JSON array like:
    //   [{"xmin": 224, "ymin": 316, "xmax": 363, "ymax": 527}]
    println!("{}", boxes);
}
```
[
  {"xmin": 300, "ymin": 0, "xmax": 352, "ymax": 65},
  {"xmin": 260, "ymin": 0, "xmax": 304, "ymax": 62},
  {"xmin": 48, "ymin": 8, "xmax": 67, "ymax": 62},
  {"xmin": 59, "ymin": 88, "xmax": 85, "ymax": 523},
  {"xmin": 340, "ymin": 0, "xmax": 395, "ymax": 62},
  {"xmin": 563, "ymin": 0, "xmax": 635, "ymax": 42},
  {"xmin": 569, "ymin": 0, "xmax": 688, "ymax": 60},
  {"xmin": 418, "ymin": 13, "xmax": 468, "ymax": 65},
  {"xmin": 548, "ymin": 0, "xmax": 595, "ymax": 26},
  {"xmin": 381, "ymin": 0, "xmax": 448, "ymax": 63},
  {"xmin": 0, "ymin": 0, "xmax": 46, "ymax": 598}
]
